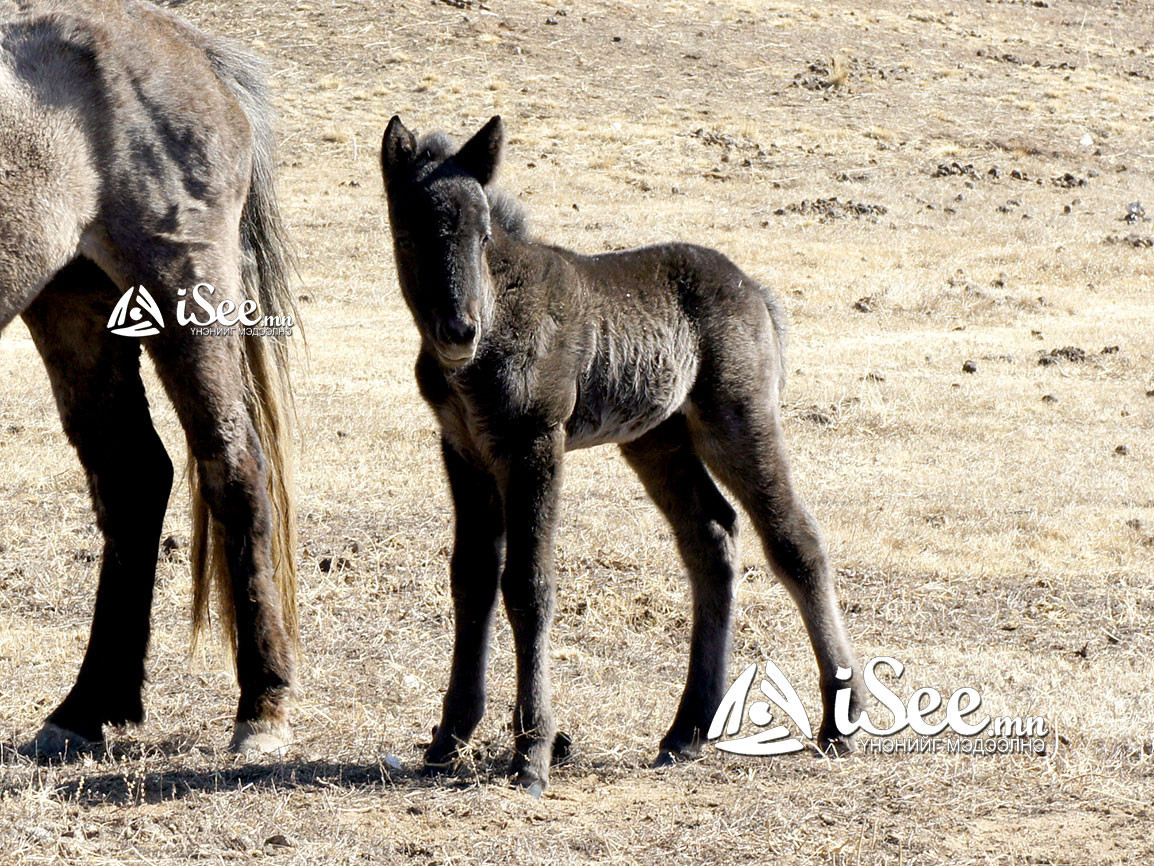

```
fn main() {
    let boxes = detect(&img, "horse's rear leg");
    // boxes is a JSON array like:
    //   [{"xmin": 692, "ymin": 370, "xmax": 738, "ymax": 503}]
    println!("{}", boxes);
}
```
[
  {"xmin": 689, "ymin": 391, "xmax": 862, "ymax": 755},
  {"xmin": 148, "ymin": 318, "xmax": 295, "ymax": 756},
  {"xmin": 620, "ymin": 415, "xmax": 740, "ymax": 765},
  {"xmin": 19, "ymin": 259, "xmax": 173, "ymax": 758}
]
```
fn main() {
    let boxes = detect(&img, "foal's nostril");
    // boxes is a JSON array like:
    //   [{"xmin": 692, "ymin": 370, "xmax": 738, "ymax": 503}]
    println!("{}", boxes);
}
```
[{"xmin": 439, "ymin": 317, "xmax": 477, "ymax": 346}]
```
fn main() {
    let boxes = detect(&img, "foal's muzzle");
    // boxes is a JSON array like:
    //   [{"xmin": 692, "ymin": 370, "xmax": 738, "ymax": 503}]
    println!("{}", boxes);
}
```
[{"xmin": 432, "ymin": 316, "xmax": 479, "ymax": 365}]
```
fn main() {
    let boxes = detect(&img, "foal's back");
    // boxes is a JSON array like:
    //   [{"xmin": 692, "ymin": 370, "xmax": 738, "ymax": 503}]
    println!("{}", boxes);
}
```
[{"xmin": 512, "ymin": 237, "xmax": 788, "ymax": 450}]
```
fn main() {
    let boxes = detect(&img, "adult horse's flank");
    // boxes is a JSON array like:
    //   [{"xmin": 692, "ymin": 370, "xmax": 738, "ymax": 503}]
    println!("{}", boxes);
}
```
[
  {"xmin": 381, "ymin": 115, "xmax": 864, "ymax": 792},
  {"xmin": 0, "ymin": 0, "xmax": 298, "ymax": 757}
]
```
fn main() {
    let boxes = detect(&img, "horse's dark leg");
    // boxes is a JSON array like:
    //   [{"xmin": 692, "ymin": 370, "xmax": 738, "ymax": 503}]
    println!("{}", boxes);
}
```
[
  {"xmin": 19, "ymin": 259, "xmax": 173, "ymax": 758},
  {"xmin": 498, "ymin": 429, "xmax": 564, "ymax": 794},
  {"xmin": 620, "ymin": 415, "xmax": 740, "ymax": 765},
  {"xmin": 689, "ymin": 389, "xmax": 863, "ymax": 755},
  {"xmin": 90, "ymin": 225, "xmax": 298, "ymax": 755},
  {"xmin": 147, "ymin": 316, "xmax": 295, "ymax": 756},
  {"xmin": 424, "ymin": 437, "xmax": 505, "ymax": 771}
]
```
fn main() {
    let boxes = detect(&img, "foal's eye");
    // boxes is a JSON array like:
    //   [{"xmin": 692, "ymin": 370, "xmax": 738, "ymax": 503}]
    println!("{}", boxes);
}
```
[{"xmin": 480, "ymin": 233, "xmax": 492, "ymax": 248}]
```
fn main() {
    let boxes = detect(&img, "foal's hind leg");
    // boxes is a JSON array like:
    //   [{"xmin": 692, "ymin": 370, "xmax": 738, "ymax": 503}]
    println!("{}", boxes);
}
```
[
  {"xmin": 689, "ymin": 393, "xmax": 863, "ymax": 755},
  {"xmin": 19, "ymin": 259, "xmax": 173, "ymax": 758},
  {"xmin": 620, "ymin": 415, "xmax": 740, "ymax": 765}
]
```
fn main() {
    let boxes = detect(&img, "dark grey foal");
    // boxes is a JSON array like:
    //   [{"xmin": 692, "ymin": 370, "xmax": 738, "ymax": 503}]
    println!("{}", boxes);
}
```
[{"xmin": 380, "ymin": 115, "xmax": 863, "ymax": 793}]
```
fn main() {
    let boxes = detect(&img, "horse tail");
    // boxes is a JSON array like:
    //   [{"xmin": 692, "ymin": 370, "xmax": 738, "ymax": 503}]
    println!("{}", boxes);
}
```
[
  {"xmin": 188, "ymin": 32, "xmax": 300, "ymax": 656},
  {"xmin": 763, "ymin": 284, "xmax": 789, "ymax": 394}
]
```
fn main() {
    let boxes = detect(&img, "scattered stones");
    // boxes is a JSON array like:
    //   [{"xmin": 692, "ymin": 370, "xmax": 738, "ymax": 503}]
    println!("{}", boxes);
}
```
[
  {"xmin": 773, "ymin": 197, "xmax": 887, "ymax": 222},
  {"xmin": 962, "ymin": 360, "xmax": 978, "ymax": 374},
  {"xmin": 1114, "ymin": 445, "xmax": 1129, "ymax": 456},
  {"xmin": 1041, "ymin": 394, "xmax": 1058, "ymax": 403},
  {"xmin": 792, "ymin": 60, "xmax": 847, "ymax": 91},
  {"xmin": 1106, "ymin": 233, "xmax": 1153, "ymax": 248},
  {"xmin": 264, "ymin": 835, "xmax": 296, "ymax": 854},
  {"xmin": 932, "ymin": 162, "xmax": 979, "ymax": 180},
  {"xmin": 162, "ymin": 536, "xmax": 181, "ymax": 558},
  {"xmin": 1051, "ymin": 172, "xmax": 1086, "ymax": 188},
  {"xmin": 1124, "ymin": 201, "xmax": 1145, "ymax": 223},
  {"xmin": 863, "ymin": 371, "xmax": 885, "ymax": 382},
  {"xmin": 319, "ymin": 555, "xmax": 354, "ymax": 574},
  {"xmin": 853, "ymin": 296, "xmax": 874, "ymax": 313},
  {"xmin": 801, "ymin": 407, "xmax": 833, "ymax": 426},
  {"xmin": 689, "ymin": 128, "xmax": 773, "ymax": 167},
  {"xmin": 1038, "ymin": 346, "xmax": 1086, "ymax": 365}
]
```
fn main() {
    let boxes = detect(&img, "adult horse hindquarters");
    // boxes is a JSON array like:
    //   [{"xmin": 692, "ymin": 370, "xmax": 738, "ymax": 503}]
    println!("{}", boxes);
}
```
[
  {"xmin": 0, "ymin": 0, "xmax": 298, "ymax": 758},
  {"xmin": 380, "ymin": 115, "xmax": 865, "ymax": 793}
]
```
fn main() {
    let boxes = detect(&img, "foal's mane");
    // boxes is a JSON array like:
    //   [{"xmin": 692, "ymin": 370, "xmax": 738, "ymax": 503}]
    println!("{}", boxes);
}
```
[{"xmin": 414, "ymin": 131, "xmax": 530, "ymax": 241}]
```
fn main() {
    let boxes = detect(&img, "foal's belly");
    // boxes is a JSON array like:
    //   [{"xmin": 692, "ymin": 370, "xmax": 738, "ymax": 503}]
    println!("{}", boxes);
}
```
[{"xmin": 563, "ymin": 324, "xmax": 698, "ymax": 450}]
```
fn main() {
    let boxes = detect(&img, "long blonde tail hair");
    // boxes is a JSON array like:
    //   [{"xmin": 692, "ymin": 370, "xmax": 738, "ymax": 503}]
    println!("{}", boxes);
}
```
[{"xmin": 187, "ymin": 29, "xmax": 300, "ymax": 654}]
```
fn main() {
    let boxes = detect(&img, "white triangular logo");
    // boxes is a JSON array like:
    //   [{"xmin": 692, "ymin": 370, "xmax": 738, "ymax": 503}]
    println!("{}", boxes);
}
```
[{"xmin": 107, "ymin": 286, "xmax": 165, "ymax": 337}]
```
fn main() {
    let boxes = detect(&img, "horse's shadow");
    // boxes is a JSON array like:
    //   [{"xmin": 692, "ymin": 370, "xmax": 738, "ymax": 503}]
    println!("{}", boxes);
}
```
[{"xmin": 0, "ymin": 738, "xmax": 549, "ymax": 807}]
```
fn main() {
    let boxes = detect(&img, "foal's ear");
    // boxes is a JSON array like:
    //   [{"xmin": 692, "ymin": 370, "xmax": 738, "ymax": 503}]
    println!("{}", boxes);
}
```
[
  {"xmin": 381, "ymin": 115, "xmax": 417, "ymax": 182},
  {"xmin": 454, "ymin": 116, "xmax": 504, "ymax": 186}
]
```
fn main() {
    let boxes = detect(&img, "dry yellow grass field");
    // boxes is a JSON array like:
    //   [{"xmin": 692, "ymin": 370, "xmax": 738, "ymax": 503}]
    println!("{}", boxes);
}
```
[{"xmin": 1, "ymin": 0, "xmax": 1152, "ymax": 863}]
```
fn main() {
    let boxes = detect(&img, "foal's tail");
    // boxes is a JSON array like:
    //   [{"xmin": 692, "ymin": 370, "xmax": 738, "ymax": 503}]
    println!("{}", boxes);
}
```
[{"xmin": 187, "ymin": 32, "xmax": 300, "ymax": 656}]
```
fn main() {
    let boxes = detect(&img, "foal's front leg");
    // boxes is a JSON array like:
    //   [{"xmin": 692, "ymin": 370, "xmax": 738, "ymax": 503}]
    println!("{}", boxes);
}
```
[
  {"xmin": 499, "ymin": 428, "xmax": 565, "ymax": 794},
  {"xmin": 424, "ymin": 438, "xmax": 505, "ymax": 771}
]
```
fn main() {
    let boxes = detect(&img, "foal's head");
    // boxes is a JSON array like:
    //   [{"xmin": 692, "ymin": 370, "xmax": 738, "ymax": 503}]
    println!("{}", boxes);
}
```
[{"xmin": 380, "ymin": 115, "xmax": 505, "ymax": 367}]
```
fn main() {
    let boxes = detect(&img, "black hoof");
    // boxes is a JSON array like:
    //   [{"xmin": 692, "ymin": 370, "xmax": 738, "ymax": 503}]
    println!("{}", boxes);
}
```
[
  {"xmin": 513, "ymin": 770, "xmax": 547, "ymax": 798},
  {"xmin": 817, "ymin": 729, "xmax": 856, "ymax": 758},
  {"xmin": 18, "ymin": 723, "xmax": 102, "ymax": 763},
  {"xmin": 652, "ymin": 746, "xmax": 699, "ymax": 768},
  {"xmin": 551, "ymin": 731, "xmax": 572, "ymax": 765}
]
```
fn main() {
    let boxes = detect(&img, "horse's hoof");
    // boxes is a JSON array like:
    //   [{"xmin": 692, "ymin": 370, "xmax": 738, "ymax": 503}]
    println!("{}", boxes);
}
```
[
  {"xmin": 229, "ymin": 721, "xmax": 292, "ymax": 758},
  {"xmin": 18, "ymin": 722, "xmax": 100, "ymax": 762}
]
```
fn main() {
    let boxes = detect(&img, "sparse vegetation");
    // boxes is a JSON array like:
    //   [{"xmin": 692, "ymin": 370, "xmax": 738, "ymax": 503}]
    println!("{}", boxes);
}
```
[{"xmin": 0, "ymin": 0, "xmax": 1151, "ymax": 863}]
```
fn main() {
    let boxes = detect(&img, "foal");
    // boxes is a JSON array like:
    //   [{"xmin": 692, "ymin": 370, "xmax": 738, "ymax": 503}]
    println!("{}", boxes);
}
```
[{"xmin": 380, "ymin": 115, "xmax": 863, "ymax": 792}]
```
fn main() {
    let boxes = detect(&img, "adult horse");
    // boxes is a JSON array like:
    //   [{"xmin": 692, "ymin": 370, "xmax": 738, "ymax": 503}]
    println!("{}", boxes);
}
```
[
  {"xmin": 380, "ymin": 115, "xmax": 864, "ymax": 793},
  {"xmin": 0, "ymin": 0, "xmax": 298, "ymax": 758}
]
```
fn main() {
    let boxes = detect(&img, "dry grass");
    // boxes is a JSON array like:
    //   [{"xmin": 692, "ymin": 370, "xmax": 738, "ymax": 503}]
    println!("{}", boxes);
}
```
[{"xmin": 2, "ymin": 0, "xmax": 1153, "ymax": 863}]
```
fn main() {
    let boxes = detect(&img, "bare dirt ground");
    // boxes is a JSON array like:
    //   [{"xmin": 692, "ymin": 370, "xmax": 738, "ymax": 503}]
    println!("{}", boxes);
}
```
[{"xmin": 1, "ymin": 0, "xmax": 1153, "ymax": 863}]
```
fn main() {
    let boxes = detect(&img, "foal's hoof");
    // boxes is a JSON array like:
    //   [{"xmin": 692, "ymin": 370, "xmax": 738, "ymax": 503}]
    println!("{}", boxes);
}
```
[
  {"xmin": 18, "ymin": 723, "xmax": 100, "ymax": 762},
  {"xmin": 513, "ymin": 770, "xmax": 547, "ymax": 799},
  {"xmin": 817, "ymin": 729, "xmax": 856, "ymax": 758},
  {"xmin": 552, "ymin": 731, "xmax": 573, "ymax": 765},
  {"xmin": 652, "ymin": 746, "xmax": 700, "ymax": 768},
  {"xmin": 420, "ymin": 758, "xmax": 456, "ymax": 778},
  {"xmin": 229, "ymin": 721, "xmax": 292, "ymax": 758}
]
